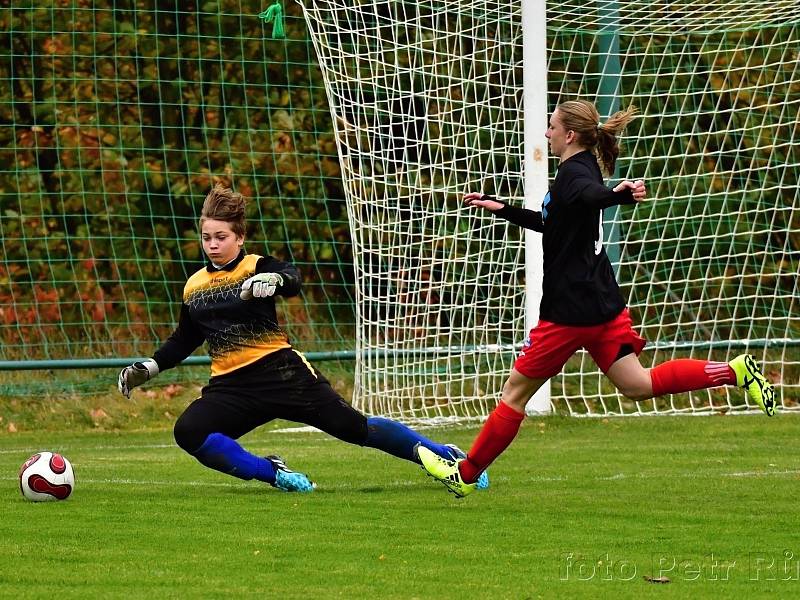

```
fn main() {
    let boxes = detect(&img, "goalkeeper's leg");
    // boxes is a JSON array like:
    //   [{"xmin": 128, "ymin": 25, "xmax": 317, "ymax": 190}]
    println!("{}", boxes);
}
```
[
  {"xmin": 362, "ymin": 417, "xmax": 490, "ymax": 490},
  {"xmin": 298, "ymin": 377, "xmax": 489, "ymax": 488},
  {"xmin": 300, "ymin": 385, "xmax": 463, "ymax": 462},
  {"xmin": 363, "ymin": 416, "xmax": 457, "ymax": 463},
  {"xmin": 173, "ymin": 398, "xmax": 314, "ymax": 491}
]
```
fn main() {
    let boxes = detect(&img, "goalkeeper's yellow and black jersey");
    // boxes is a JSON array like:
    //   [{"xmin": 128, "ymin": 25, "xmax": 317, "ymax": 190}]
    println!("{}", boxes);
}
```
[{"xmin": 152, "ymin": 250, "xmax": 301, "ymax": 377}]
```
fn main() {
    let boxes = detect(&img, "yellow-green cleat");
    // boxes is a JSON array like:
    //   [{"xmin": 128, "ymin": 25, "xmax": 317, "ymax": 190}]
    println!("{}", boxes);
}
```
[
  {"xmin": 445, "ymin": 444, "xmax": 489, "ymax": 491},
  {"xmin": 729, "ymin": 354, "xmax": 777, "ymax": 416},
  {"xmin": 415, "ymin": 445, "xmax": 476, "ymax": 498}
]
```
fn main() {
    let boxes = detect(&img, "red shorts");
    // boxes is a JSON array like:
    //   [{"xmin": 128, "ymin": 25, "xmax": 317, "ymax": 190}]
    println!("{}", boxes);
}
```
[{"xmin": 514, "ymin": 308, "xmax": 647, "ymax": 379}]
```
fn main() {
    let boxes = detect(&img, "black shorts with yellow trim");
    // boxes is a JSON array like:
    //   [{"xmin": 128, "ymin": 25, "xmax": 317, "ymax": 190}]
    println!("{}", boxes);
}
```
[{"xmin": 176, "ymin": 348, "xmax": 367, "ymax": 449}]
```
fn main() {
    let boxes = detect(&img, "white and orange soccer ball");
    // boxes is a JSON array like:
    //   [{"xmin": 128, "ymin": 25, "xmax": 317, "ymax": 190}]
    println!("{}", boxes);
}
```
[{"xmin": 19, "ymin": 452, "xmax": 75, "ymax": 502}]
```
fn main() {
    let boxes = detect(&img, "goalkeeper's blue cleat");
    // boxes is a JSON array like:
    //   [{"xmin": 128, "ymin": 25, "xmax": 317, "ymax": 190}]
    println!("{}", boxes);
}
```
[
  {"xmin": 729, "ymin": 354, "xmax": 777, "ymax": 416},
  {"xmin": 266, "ymin": 455, "xmax": 316, "ymax": 492},
  {"xmin": 415, "ymin": 445, "xmax": 476, "ymax": 498},
  {"xmin": 445, "ymin": 444, "xmax": 489, "ymax": 491}
]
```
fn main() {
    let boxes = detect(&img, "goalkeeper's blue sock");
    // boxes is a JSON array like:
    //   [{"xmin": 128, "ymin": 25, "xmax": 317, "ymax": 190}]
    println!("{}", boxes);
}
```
[
  {"xmin": 193, "ymin": 433, "xmax": 276, "ymax": 483},
  {"xmin": 364, "ymin": 417, "xmax": 451, "ymax": 464}
]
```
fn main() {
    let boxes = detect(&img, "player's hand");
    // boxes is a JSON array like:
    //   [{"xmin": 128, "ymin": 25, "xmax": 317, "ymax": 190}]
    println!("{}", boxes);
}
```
[
  {"xmin": 463, "ymin": 192, "xmax": 504, "ymax": 212},
  {"xmin": 613, "ymin": 179, "xmax": 646, "ymax": 202},
  {"xmin": 240, "ymin": 273, "xmax": 284, "ymax": 300},
  {"xmin": 117, "ymin": 359, "xmax": 159, "ymax": 399}
]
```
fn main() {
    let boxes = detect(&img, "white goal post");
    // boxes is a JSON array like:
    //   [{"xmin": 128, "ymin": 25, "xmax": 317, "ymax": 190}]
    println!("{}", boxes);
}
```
[{"xmin": 297, "ymin": 0, "xmax": 799, "ymax": 420}]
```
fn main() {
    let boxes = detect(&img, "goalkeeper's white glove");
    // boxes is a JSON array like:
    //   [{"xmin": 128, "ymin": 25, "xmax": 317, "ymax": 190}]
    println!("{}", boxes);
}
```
[
  {"xmin": 117, "ymin": 359, "xmax": 159, "ymax": 399},
  {"xmin": 240, "ymin": 273, "xmax": 284, "ymax": 300}
]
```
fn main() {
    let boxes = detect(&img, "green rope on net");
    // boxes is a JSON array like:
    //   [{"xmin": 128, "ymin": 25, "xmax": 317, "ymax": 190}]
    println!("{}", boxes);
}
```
[{"xmin": 258, "ymin": 1, "xmax": 286, "ymax": 39}]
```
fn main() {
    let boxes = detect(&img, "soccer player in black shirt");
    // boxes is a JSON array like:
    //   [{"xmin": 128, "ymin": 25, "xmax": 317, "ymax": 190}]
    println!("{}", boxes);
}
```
[
  {"xmin": 117, "ymin": 185, "xmax": 488, "ymax": 493},
  {"xmin": 417, "ymin": 100, "xmax": 777, "ymax": 498}
]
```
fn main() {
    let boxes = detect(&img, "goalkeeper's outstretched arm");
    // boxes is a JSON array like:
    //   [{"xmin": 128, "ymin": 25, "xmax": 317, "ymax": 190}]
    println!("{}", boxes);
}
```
[{"xmin": 117, "ymin": 304, "xmax": 205, "ymax": 398}]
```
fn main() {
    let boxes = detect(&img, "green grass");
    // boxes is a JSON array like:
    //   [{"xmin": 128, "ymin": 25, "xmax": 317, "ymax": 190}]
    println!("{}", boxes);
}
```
[{"xmin": 0, "ymin": 415, "xmax": 797, "ymax": 599}]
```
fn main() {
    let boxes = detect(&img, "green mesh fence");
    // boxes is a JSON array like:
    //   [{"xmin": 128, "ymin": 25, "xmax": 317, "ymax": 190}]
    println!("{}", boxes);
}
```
[{"xmin": 0, "ymin": 2, "xmax": 353, "ymax": 395}]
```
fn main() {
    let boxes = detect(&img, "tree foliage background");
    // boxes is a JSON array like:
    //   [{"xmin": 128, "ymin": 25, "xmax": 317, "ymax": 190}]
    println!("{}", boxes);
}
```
[{"xmin": 0, "ymin": 1, "xmax": 354, "ymax": 363}]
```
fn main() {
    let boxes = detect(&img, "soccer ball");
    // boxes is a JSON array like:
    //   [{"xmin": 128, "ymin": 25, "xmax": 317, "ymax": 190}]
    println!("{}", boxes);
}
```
[{"xmin": 19, "ymin": 452, "xmax": 75, "ymax": 502}]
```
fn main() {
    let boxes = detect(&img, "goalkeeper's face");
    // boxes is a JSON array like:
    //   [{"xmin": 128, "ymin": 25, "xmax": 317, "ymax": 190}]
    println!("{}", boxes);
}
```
[{"xmin": 201, "ymin": 219, "xmax": 244, "ymax": 265}]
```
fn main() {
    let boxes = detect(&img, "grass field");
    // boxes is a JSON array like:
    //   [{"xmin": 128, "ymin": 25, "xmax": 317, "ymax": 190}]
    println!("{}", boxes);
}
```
[{"xmin": 1, "ymin": 415, "xmax": 798, "ymax": 599}]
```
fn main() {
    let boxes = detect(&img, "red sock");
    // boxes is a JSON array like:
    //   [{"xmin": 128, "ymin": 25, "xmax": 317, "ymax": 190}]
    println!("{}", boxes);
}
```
[
  {"xmin": 650, "ymin": 359, "xmax": 736, "ymax": 396},
  {"xmin": 459, "ymin": 401, "xmax": 525, "ymax": 484}
]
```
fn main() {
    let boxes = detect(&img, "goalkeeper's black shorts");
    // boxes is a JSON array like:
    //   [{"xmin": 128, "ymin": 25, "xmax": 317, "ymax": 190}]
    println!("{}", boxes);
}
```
[{"xmin": 173, "ymin": 348, "xmax": 368, "ymax": 452}]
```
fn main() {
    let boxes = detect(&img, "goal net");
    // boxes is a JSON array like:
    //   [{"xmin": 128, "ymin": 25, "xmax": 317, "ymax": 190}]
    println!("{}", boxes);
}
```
[{"xmin": 298, "ymin": 0, "xmax": 799, "ymax": 419}]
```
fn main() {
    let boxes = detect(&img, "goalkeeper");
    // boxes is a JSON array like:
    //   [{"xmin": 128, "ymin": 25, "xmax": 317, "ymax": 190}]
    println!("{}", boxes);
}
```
[
  {"xmin": 417, "ymin": 99, "xmax": 777, "ymax": 498},
  {"xmin": 118, "ymin": 184, "xmax": 487, "ymax": 493}
]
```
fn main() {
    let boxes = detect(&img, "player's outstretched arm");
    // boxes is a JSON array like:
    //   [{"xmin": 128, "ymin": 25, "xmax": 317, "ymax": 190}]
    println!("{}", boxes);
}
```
[
  {"xmin": 118, "ymin": 359, "xmax": 159, "ymax": 398},
  {"xmin": 612, "ymin": 179, "xmax": 646, "ymax": 202},
  {"xmin": 463, "ymin": 192, "xmax": 504, "ymax": 212},
  {"xmin": 466, "ymin": 192, "xmax": 544, "ymax": 232},
  {"xmin": 118, "ymin": 304, "xmax": 204, "ymax": 398}
]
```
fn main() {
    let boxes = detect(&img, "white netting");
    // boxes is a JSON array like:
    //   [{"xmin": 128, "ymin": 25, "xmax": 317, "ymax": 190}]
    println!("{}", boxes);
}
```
[{"xmin": 299, "ymin": 0, "xmax": 799, "ymax": 419}]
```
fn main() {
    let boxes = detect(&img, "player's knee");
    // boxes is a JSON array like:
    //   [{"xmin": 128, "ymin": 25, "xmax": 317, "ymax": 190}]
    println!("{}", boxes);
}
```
[
  {"xmin": 607, "ymin": 365, "xmax": 653, "ymax": 401},
  {"xmin": 313, "ymin": 412, "xmax": 368, "ymax": 446},
  {"xmin": 309, "ymin": 396, "xmax": 369, "ymax": 445},
  {"xmin": 343, "ymin": 415, "xmax": 370, "ymax": 446},
  {"xmin": 616, "ymin": 383, "xmax": 652, "ymax": 402},
  {"xmin": 502, "ymin": 395, "xmax": 529, "ymax": 413},
  {"xmin": 502, "ymin": 377, "xmax": 545, "ymax": 412},
  {"xmin": 173, "ymin": 416, "xmax": 208, "ymax": 454}
]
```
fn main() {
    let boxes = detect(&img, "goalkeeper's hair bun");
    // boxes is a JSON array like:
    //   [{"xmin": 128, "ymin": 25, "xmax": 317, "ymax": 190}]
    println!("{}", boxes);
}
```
[{"xmin": 200, "ymin": 184, "xmax": 247, "ymax": 237}]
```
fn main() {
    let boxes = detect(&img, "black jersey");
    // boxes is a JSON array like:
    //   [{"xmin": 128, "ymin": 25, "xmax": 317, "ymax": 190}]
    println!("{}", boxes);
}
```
[
  {"xmin": 152, "ymin": 250, "xmax": 301, "ymax": 377},
  {"xmin": 496, "ymin": 150, "xmax": 636, "ymax": 326}
]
